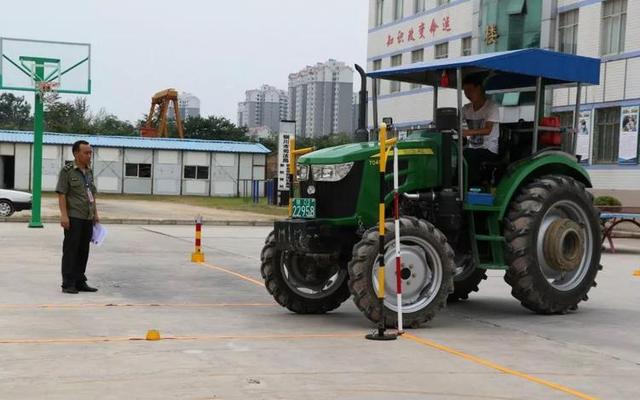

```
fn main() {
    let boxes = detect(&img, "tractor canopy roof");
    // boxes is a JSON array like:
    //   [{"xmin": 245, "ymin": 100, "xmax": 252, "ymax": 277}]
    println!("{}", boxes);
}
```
[{"xmin": 367, "ymin": 49, "xmax": 600, "ymax": 91}]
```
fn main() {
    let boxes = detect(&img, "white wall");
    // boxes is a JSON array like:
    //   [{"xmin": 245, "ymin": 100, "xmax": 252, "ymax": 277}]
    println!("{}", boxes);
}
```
[
  {"xmin": 182, "ymin": 151, "xmax": 210, "ymax": 196},
  {"xmin": 14, "ymin": 144, "xmax": 31, "ymax": 190}
]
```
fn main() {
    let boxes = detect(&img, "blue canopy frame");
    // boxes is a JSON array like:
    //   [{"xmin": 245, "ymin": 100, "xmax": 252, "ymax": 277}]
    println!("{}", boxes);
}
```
[
  {"xmin": 367, "ymin": 49, "xmax": 600, "ymax": 90},
  {"xmin": 366, "ymin": 49, "xmax": 602, "ymax": 202}
]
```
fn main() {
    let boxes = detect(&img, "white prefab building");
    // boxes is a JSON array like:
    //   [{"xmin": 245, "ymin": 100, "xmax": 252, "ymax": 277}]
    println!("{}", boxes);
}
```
[
  {"xmin": 367, "ymin": 0, "xmax": 640, "ymax": 191},
  {"xmin": 0, "ymin": 130, "xmax": 270, "ymax": 197}
]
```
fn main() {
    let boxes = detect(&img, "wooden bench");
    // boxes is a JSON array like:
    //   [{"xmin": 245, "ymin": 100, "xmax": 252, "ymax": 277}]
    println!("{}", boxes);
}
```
[{"xmin": 597, "ymin": 206, "xmax": 640, "ymax": 253}]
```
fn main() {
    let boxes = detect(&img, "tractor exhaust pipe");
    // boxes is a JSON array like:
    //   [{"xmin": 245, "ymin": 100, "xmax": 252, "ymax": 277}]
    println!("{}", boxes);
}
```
[{"xmin": 354, "ymin": 64, "xmax": 369, "ymax": 142}]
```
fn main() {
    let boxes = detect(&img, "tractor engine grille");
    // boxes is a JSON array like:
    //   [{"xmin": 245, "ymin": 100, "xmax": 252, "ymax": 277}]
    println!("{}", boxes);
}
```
[{"xmin": 300, "ymin": 161, "xmax": 364, "ymax": 219}]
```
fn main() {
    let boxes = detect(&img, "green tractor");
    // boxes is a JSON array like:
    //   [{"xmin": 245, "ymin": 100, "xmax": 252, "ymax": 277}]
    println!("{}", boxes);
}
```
[{"xmin": 260, "ymin": 49, "xmax": 603, "ymax": 327}]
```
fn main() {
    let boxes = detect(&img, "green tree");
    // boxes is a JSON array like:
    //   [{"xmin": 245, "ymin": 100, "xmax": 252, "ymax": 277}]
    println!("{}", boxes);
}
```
[
  {"xmin": 92, "ymin": 111, "xmax": 136, "ymax": 136},
  {"xmin": 184, "ymin": 116, "xmax": 248, "ymax": 141},
  {"xmin": 44, "ymin": 97, "xmax": 93, "ymax": 133},
  {"xmin": 0, "ymin": 93, "xmax": 32, "ymax": 130}
]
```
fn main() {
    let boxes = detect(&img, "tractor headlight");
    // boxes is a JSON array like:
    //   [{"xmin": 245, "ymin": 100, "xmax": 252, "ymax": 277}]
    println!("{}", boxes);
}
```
[
  {"xmin": 311, "ymin": 162, "xmax": 354, "ymax": 182},
  {"xmin": 296, "ymin": 164, "xmax": 309, "ymax": 181}
]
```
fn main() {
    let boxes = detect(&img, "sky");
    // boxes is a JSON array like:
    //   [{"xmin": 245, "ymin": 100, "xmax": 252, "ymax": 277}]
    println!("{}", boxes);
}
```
[{"xmin": 2, "ymin": 0, "xmax": 369, "ymax": 124}]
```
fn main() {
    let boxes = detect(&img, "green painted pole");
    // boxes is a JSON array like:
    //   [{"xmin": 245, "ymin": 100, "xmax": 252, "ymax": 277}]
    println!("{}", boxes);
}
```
[{"xmin": 29, "ymin": 64, "xmax": 44, "ymax": 228}]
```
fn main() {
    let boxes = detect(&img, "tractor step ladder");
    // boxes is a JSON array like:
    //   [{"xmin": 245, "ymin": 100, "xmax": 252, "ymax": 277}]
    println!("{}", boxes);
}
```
[{"xmin": 464, "ymin": 203, "xmax": 508, "ymax": 270}]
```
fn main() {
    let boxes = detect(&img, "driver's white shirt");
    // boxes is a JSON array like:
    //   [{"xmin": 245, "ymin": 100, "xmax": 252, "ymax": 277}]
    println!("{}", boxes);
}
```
[{"xmin": 462, "ymin": 98, "xmax": 500, "ymax": 154}]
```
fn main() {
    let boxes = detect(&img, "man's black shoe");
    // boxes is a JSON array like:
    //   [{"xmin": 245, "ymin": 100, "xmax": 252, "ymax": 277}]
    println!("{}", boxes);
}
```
[
  {"xmin": 76, "ymin": 283, "xmax": 98, "ymax": 292},
  {"xmin": 62, "ymin": 286, "xmax": 79, "ymax": 294}
]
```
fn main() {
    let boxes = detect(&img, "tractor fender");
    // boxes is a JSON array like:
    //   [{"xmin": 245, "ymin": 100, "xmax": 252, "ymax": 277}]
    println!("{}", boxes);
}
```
[{"xmin": 495, "ymin": 151, "xmax": 592, "ymax": 220}]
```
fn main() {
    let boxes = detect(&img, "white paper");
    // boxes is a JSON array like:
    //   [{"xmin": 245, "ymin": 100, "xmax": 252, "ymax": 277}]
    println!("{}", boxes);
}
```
[
  {"xmin": 619, "ymin": 106, "xmax": 639, "ymax": 164},
  {"xmin": 576, "ymin": 111, "xmax": 591, "ymax": 163},
  {"xmin": 91, "ymin": 223, "xmax": 107, "ymax": 246}
]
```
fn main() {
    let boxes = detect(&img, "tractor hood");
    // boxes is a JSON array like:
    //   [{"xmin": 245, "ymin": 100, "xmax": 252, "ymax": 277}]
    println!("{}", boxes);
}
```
[
  {"xmin": 298, "ymin": 132, "xmax": 440, "ymax": 165},
  {"xmin": 298, "ymin": 142, "xmax": 381, "ymax": 165}
]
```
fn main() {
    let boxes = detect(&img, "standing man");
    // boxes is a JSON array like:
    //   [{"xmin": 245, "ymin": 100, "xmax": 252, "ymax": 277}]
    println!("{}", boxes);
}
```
[
  {"xmin": 56, "ymin": 140, "xmax": 99, "ymax": 294},
  {"xmin": 461, "ymin": 74, "xmax": 501, "ymax": 187}
]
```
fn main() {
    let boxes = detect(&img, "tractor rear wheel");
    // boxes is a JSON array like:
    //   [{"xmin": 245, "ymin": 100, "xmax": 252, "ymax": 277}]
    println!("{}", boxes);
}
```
[
  {"xmin": 504, "ymin": 175, "xmax": 601, "ymax": 314},
  {"xmin": 260, "ymin": 231, "xmax": 351, "ymax": 314},
  {"xmin": 348, "ymin": 217, "xmax": 454, "ymax": 328}
]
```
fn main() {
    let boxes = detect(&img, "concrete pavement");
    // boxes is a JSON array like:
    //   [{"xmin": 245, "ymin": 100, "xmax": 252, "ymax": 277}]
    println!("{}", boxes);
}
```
[{"xmin": 0, "ymin": 223, "xmax": 639, "ymax": 399}]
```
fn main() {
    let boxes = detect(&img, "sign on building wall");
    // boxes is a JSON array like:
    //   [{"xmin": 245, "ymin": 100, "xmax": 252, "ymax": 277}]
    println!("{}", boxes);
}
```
[
  {"xmin": 576, "ymin": 111, "xmax": 592, "ymax": 164},
  {"xmin": 277, "ymin": 121, "xmax": 295, "ymax": 191},
  {"xmin": 383, "ymin": 14, "xmax": 454, "ymax": 48},
  {"xmin": 619, "ymin": 106, "xmax": 639, "ymax": 164}
]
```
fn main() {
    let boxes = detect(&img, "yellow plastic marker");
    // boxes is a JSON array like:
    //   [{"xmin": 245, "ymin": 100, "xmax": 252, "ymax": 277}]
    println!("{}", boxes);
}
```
[
  {"xmin": 633, "ymin": 269, "xmax": 640, "ymax": 277},
  {"xmin": 145, "ymin": 329, "xmax": 161, "ymax": 341}
]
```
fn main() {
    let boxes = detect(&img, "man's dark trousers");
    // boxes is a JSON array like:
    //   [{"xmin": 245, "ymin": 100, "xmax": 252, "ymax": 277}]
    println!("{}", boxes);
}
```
[
  {"xmin": 61, "ymin": 217, "xmax": 93, "ymax": 289},
  {"xmin": 464, "ymin": 148, "xmax": 500, "ymax": 187}
]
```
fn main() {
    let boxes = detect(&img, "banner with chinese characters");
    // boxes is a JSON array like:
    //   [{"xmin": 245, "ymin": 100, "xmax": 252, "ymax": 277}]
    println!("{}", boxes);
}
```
[
  {"xmin": 384, "ymin": 15, "xmax": 453, "ymax": 48},
  {"xmin": 368, "ymin": 2, "xmax": 472, "ymax": 55},
  {"xmin": 277, "ymin": 121, "xmax": 295, "ymax": 191},
  {"xmin": 618, "ymin": 106, "xmax": 639, "ymax": 164},
  {"xmin": 576, "ymin": 111, "xmax": 591, "ymax": 164}
]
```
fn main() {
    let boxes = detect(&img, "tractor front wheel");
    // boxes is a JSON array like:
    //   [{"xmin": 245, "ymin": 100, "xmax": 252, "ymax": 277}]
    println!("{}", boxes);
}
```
[
  {"xmin": 260, "ymin": 231, "xmax": 351, "ymax": 314},
  {"xmin": 504, "ymin": 175, "xmax": 602, "ymax": 314},
  {"xmin": 348, "ymin": 217, "xmax": 454, "ymax": 328},
  {"xmin": 448, "ymin": 254, "xmax": 487, "ymax": 302}
]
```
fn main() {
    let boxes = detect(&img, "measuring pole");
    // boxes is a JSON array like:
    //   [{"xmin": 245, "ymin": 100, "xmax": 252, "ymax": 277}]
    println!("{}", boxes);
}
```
[
  {"xmin": 393, "ymin": 144, "xmax": 403, "ymax": 333},
  {"xmin": 29, "ymin": 64, "xmax": 45, "ymax": 228},
  {"xmin": 288, "ymin": 137, "xmax": 295, "ymax": 217},
  {"xmin": 366, "ymin": 123, "xmax": 397, "ymax": 341}
]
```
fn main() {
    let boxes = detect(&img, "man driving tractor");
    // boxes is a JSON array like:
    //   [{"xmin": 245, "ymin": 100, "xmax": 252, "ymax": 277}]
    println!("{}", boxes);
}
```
[{"xmin": 461, "ymin": 74, "xmax": 500, "ymax": 186}]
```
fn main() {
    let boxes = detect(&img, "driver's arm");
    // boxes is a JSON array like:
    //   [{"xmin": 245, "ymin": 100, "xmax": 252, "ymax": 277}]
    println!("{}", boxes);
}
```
[{"xmin": 463, "ymin": 121, "xmax": 494, "ymax": 137}]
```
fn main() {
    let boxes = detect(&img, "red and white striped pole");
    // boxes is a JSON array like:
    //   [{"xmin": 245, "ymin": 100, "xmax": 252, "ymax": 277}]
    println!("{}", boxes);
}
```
[
  {"xmin": 191, "ymin": 215, "xmax": 205, "ymax": 263},
  {"xmin": 393, "ymin": 144, "xmax": 403, "ymax": 333}
]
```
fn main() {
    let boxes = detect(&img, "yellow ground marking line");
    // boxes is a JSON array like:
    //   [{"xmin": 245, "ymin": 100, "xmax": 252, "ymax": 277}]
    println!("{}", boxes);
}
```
[
  {"xmin": 198, "ymin": 261, "xmax": 265, "ymax": 287},
  {"xmin": 0, "ymin": 332, "xmax": 362, "ymax": 345},
  {"xmin": 0, "ymin": 303, "xmax": 274, "ymax": 310},
  {"xmin": 402, "ymin": 333, "xmax": 597, "ymax": 400}
]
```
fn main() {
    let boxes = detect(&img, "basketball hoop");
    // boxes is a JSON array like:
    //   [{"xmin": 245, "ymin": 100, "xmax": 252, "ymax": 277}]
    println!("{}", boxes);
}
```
[
  {"xmin": 35, "ymin": 80, "xmax": 59, "ymax": 94},
  {"xmin": 35, "ymin": 81, "xmax": 59, "ymax": 101}
]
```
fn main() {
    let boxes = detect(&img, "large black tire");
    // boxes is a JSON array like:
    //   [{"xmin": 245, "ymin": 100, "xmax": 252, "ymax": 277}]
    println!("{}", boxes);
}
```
[
  {"xmin": 260, "ymin": 231, "xmax": 351, "ymax": 314},
  {"xmin": 448, "ymin": 255, "xmax": 487, "ymax": 302},
  {"xmin": 348, "ymin": 217, "xmax": 454, "ymax": 328},
  {"xmin": 504, "ymin": 175, "xmax": 602, "ymax": 314}
]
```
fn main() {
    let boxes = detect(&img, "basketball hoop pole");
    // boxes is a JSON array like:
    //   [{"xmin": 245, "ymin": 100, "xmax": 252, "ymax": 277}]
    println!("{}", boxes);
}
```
[{"xmin": 28, "ymin": 62, "xmax": 46, "ymax": 228}]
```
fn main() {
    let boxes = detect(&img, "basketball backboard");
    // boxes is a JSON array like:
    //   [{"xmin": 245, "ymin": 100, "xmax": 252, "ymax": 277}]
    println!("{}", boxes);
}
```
[{"xmin": 0, "ymin": 37, "xmax": 90, "ymax": 94}]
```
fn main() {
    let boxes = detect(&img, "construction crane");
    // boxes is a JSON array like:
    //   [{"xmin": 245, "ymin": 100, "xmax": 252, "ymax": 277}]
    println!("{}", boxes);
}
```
[{"xmin": 140, "ymin": 88, "xmax": 185, "ymax": 139}]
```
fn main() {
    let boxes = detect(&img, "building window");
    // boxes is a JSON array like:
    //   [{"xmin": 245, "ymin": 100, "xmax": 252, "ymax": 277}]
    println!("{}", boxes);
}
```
[
  {"xmin": 411, "ymin": 49, "xmax": 424, "ymax": 89},
  {"xmin": 601, "ymin": 0, "xmax": 627, "ymax": 55},
  {"xmin": 390, "ymin": 54, "xmax": 402, "ymax": 93},
  {"xmin": 435, "ymin": 42, "xmax": 449, "ymax": 59},
  {"xmin": 393, "ymin": 0, "xmax": 403, "ymax": 21},
  {"xmin": 414, "ymin": 0, "xmax": 425, "ymax": 14},
  {"xmin": 553, "ymin": 111, "xmax": 575, "ymax": 129},
  {"xmin": 184, "ymin": 165, "xmax": 209, "ymax": 180},
  {"xmin": 558, "ymin": 10, "xmax": 579, "ymax": 54},
  {"xmin": 125, "ymin": 163, "xmax": 151, "ymax": 178},
  {"xmin": 375, "ymin": 0, "xmax": 384, "ymax": 26},
  {"xmin": 373, "ymin": 59, "xmax": 382, "ymax": 95},
  {"xmin": 461, "ymin": 36, "xmax": 472, "ymax": 56},
  {"xmin": 593, "ymin": 107, "xmax": 620, "ymax": 163}
]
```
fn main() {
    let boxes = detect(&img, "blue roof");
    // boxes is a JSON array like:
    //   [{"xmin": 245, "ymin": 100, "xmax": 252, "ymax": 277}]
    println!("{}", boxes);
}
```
[
  {"xmin": 0, "ymin": 129, "xmax": 271, "ymax": 154},
  {"xmin": 367, "ymin": 49, "xmax": 601, "ymax": 90}
]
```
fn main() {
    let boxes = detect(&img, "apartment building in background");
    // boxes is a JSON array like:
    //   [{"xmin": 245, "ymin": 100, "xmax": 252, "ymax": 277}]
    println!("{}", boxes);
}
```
[
  {"xmin": 167, "ymin": 92, "xmax": 201, "ymax": 121},
  {"xmin": 367, "ymin": 0, "xmax": 640, "ymax": 189},
  {"xmin": 237, "ymin": 85, "xmax": 289, "ymax": 137},
  {"xmin": 288, "ymin": 60, "xmax": 354, "ymax": 138}
]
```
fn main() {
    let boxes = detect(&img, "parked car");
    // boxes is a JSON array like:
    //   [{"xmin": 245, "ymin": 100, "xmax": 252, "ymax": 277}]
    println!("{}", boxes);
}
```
[{"xmin": 0, "ymin": 189, "xmax": 32, "ymax": 217}]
